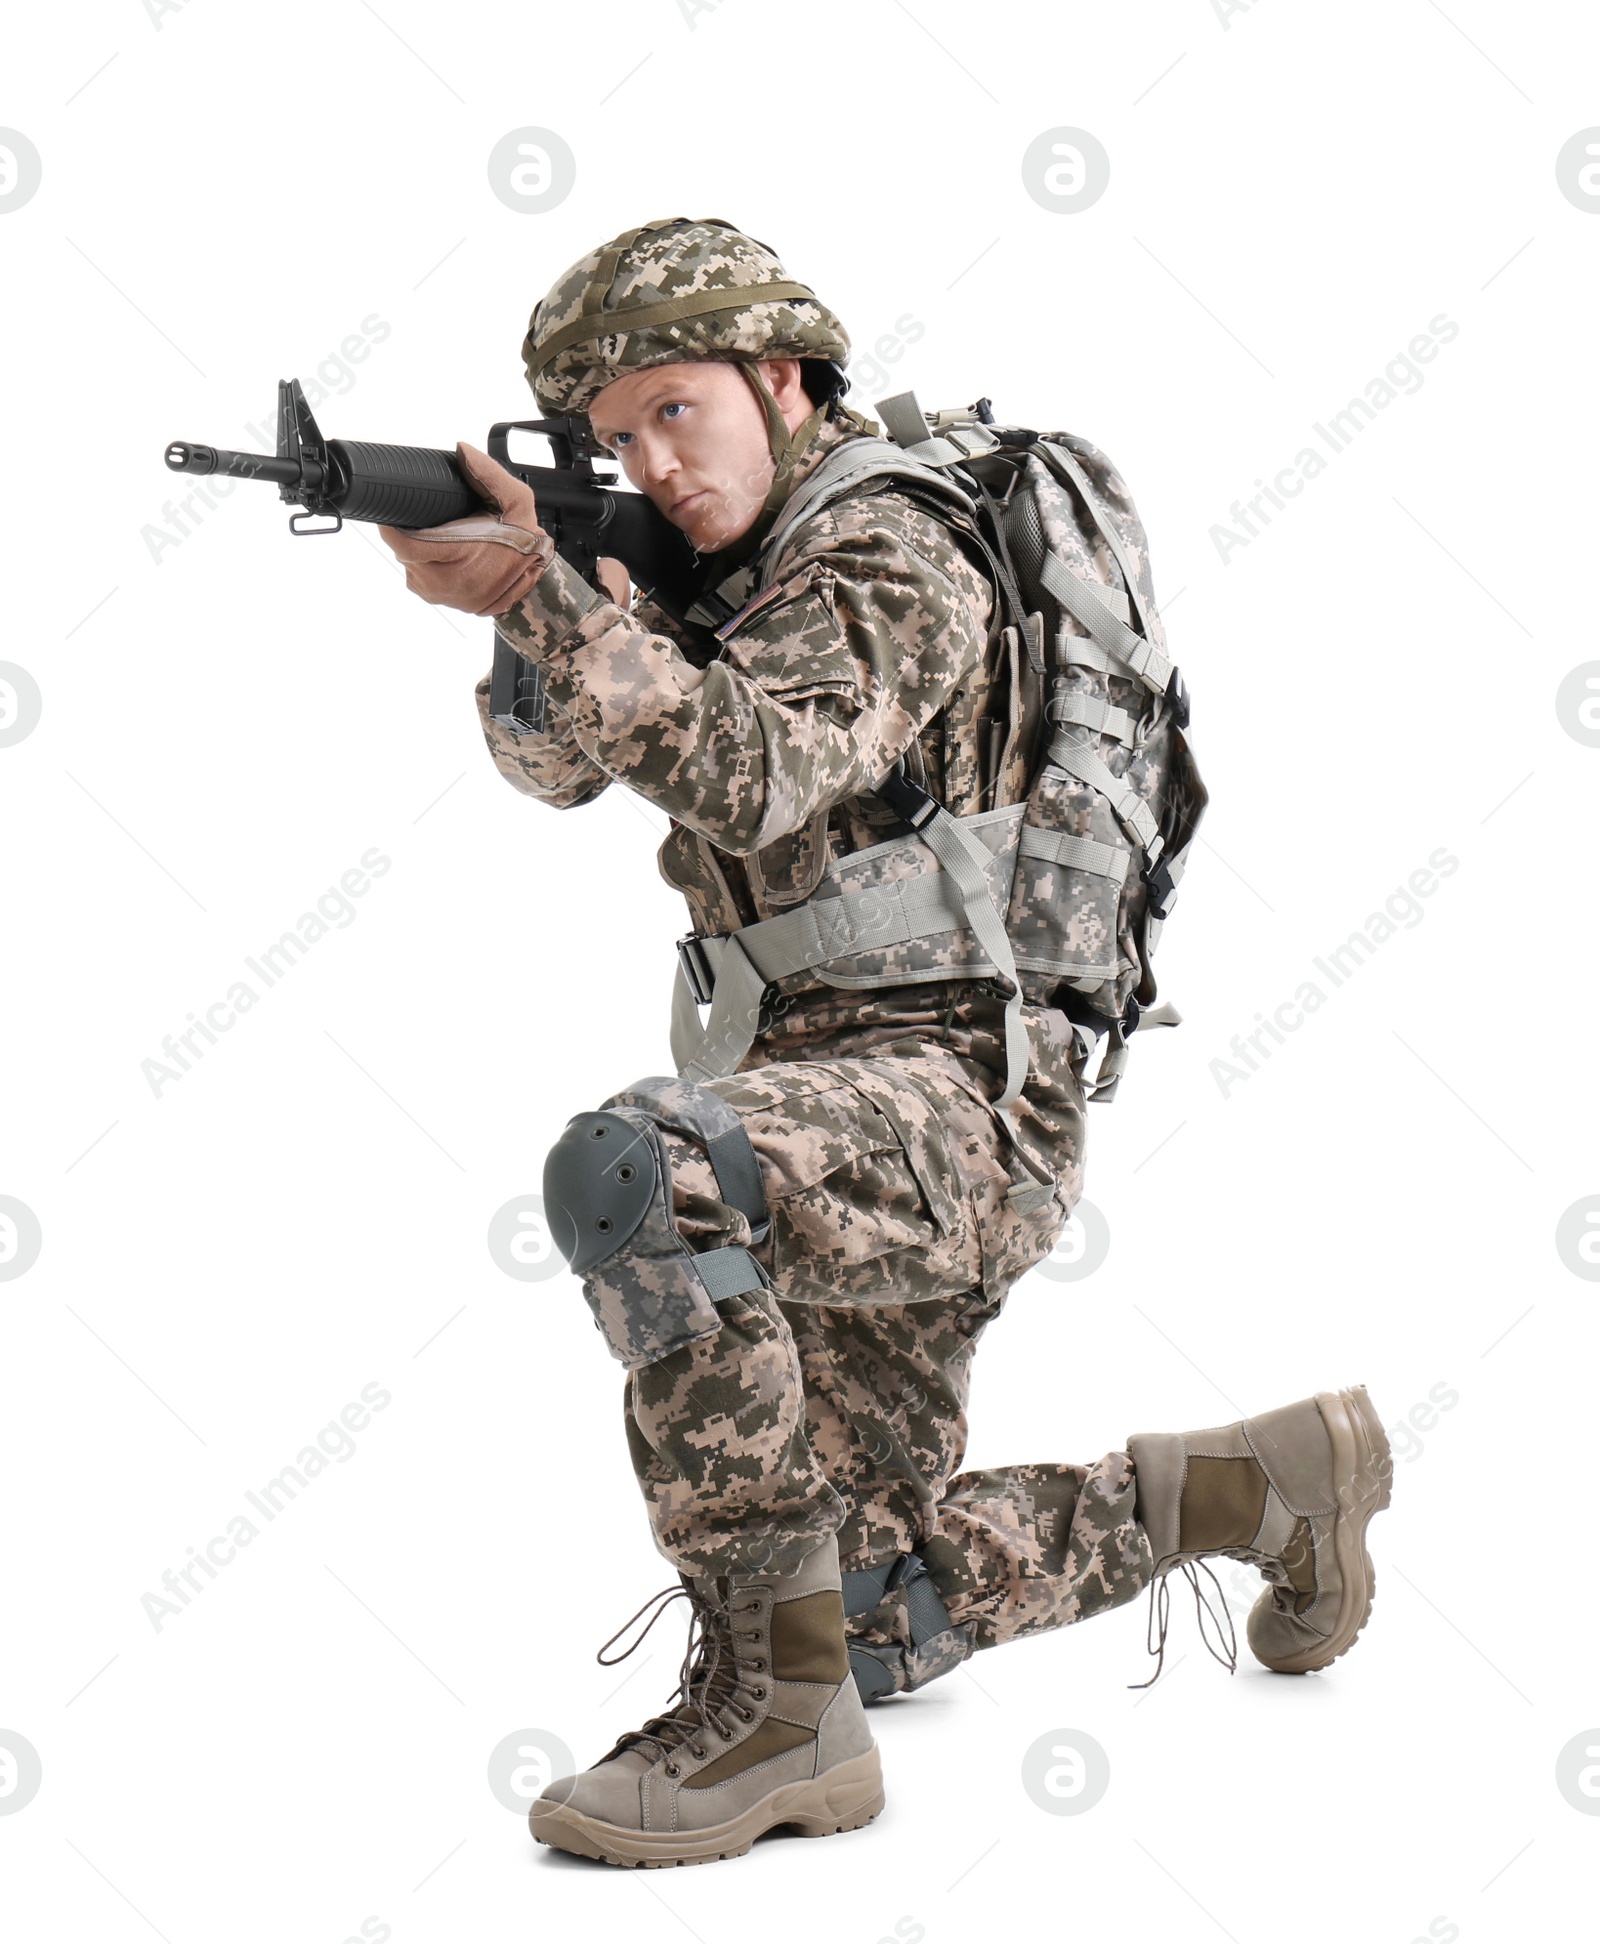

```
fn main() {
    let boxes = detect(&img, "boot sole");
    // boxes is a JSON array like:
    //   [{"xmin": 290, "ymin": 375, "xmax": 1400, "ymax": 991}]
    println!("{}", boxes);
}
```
[
  {"xmin": 529, "ymin": 1747, "xmax": 885, "ymax": 1868},
  {"xmin": 1258, "ymin": 1383, "xmax": 1391, "ymax": 1675}
]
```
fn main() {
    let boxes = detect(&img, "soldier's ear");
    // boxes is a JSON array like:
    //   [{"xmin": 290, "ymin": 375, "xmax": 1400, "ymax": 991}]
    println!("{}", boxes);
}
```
[{"xmin": 761, "ymin": 357, "xmax": 805, "ymax": 410}]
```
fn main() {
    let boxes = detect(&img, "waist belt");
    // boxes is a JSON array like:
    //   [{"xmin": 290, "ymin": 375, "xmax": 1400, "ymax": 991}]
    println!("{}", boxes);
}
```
[
  {"xmin": 669, "ymin": 771, "xmax": 1056, "ymax": 1203},
  {"xmin": 669, "ymin": 866, "xmax": 992, "ymax": 1075}
]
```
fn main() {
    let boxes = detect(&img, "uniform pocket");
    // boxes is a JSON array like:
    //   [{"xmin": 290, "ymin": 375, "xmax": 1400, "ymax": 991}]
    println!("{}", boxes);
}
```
[
  {"xmin": 1004, "ymin": 764, "xmax": 1128, "ymax": 983},
  {"xmin": 749, "ymin": 806, "xmax": 832, "ymax": 910},
  {"xmin": 823, "ymin": 1061, "xmax": 964, "ymax": 1239},
  {"xmin": 739, "ymin": 1057, "xmax": 978, "ymax": 1304},
  {"xmin": 716, "ymin": 571, "xmax": 860, "ymax": 700}
]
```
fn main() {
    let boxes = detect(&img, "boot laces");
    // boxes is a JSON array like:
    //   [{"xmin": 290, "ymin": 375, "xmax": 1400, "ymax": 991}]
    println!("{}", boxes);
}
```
[
  {"xmin": 1128, "ymin": 1545, "xmax": 1290, "ymax": 1690},
  {"xmin": 593, "ymin": 1580, "xmax": 765, "ymax": 1769}
]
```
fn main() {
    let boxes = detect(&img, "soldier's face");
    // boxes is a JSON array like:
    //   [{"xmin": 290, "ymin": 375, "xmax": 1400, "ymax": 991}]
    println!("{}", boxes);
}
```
[{"xmin": 588, "ymin": 359, "xmax": 808, "ymax": 553}]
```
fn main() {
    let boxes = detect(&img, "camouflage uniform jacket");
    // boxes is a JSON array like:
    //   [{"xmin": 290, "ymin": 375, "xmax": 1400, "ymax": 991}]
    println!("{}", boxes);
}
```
[{"xmin": 476, "ymin": 414, "xmax": 1086, "ymax": 1162}]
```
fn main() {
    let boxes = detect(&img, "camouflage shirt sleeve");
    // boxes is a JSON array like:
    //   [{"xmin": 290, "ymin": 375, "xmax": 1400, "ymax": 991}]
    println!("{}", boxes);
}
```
[
  {"xmin": 473, "ymin": 673, "xmax": 613, "ymax": 810},
  {"xmin": 493, "ymin": 490, "xmax": 994, "ymax": 856}
]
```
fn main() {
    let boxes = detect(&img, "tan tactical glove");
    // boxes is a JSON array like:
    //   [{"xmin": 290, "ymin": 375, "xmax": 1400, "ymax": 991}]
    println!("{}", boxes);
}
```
[{"xmin": 378, "ymin": 442, "xmax": 556, "ymax": 617}]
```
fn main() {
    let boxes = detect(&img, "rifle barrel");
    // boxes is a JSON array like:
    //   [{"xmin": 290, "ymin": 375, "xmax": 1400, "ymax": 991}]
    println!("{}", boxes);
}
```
[{"xmin": 166, "ymin": 442, "xmax": 302, "ymax": 488}]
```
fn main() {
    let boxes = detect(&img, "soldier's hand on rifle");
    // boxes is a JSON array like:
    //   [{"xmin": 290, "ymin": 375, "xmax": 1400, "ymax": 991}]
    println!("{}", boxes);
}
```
[
  {"xmin": 594, "ymin": 556, "xmax": 631, "ymax": 605},
  {"xmin": 378, "ymin": 441, "xmax": 556, "ymax": 617}
]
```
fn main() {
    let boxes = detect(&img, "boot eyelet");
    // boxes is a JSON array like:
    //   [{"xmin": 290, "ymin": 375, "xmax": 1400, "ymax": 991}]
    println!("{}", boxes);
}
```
[
  {"xmin": 688, "ymin": 1744, "xmax": 704, "ymax": 1760},
  {"xmin": 750, "ymin": 1686, "xmax": 766, "ymax": 1699},
  {"xmin": 665, "ymin": 1762, "xmax": 679, "ymax": 1777},
  {"xmin": 736, "ymin": 1705, "xmax": 753, "ymax": 1721}
]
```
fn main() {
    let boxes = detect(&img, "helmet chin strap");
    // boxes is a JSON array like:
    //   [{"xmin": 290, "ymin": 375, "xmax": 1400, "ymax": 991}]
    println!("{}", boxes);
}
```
[{"xmin": 712, "ymin": 359, "xmax": 828, "ymax": 566}]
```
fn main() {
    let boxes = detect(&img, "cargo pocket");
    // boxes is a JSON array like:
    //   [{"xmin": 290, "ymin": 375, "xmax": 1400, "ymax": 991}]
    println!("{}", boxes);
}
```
[
  {"xmin": 1004, "ymin": 764, "xmax": 1129, "ymax": 983},
  {"xmin": 756, "ymin": 1061, "xmax": 976, "ymax": 1306}
]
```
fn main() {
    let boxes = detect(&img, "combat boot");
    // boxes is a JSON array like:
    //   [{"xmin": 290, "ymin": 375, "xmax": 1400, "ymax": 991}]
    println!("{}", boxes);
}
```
[
  {"xmin": 530, "ymin": 1532, "xmax": 884, "ymax": 1867},
  {"xmin": 1126, "ymin": 1383, "xmax": 1391, "ymax": 1679}
]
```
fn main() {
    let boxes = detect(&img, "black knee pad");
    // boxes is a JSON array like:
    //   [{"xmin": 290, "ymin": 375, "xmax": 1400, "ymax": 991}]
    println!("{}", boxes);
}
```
[
  {"xmin": 543, "ymin": 1075, "xmax": 773, "ymax": 1372},
  {"xmin": 543, "ymin": 1111, "xmax": 658, "ymax": 1275}
]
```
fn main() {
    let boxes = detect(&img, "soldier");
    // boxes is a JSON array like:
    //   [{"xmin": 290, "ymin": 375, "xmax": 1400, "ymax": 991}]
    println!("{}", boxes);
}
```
[{"xmin": 378, "ymin": 218, "xmax": 1391, "ymax": 1869}]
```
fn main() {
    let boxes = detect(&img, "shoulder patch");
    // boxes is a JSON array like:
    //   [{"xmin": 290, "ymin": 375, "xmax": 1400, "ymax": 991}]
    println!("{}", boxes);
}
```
[{"xmin": 713, "ymin": 580, "xmax": 794, "ymax": 642}]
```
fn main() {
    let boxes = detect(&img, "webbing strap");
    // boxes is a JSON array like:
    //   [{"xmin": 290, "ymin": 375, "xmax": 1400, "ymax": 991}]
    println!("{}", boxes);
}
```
[
  {"xmin": 534, "ymin": 279, "xmax": 821, "ymax": 367},
  {"xmin": 703, "ymin": 1128, "xmax": 769, "ymax": 1242},
  {"xmin": 686, "ymin": 437, "xmax": 980, "ymax": 633},
  {"xmin": 668, "ymin": 806, "xmax": 1052, "ymax": 1192},
  {"xmin": 1048, "ymin": 690, "xmax": 1134, "ymax": 743},
  {"xmin": 1045, "ymin": 570, "xmax": 1132, "ymax": 629},
  {"xmin": 581, "ymin": 220, "xmax": 661, "ymax": 317},
  {"xmin": 1035, "ymin": 442, "xmax": 1159, "ymax": 646},
  {"xmin": 1080, "ymin": 580, "xmax": 1132, "ymax": 625},
  {"xmin": 691, "ymin": 1243, "xmax": 769, "ymax": 1301},
  {"xmin": 1053, "ymin": 633, "xmax": 1117, "ymax": 676},
  {"xmin": 805, "ymin": 865, "xmax": 1000, "ymax": 961},
  {"xmin": 672, "ymin": 935, "xmax": 768, "ymax": 1084},
  {"xmin": 1017, "ymin": 823, "xmax": 1130, "ymax": 883},
  {"xmin": 1047, "ymin": 729, "xmax": 1164, "ymax": 859},
  {"xmin": 669, "ymin": 959, "xmax": 709, "ymax": 1072},
  {"xmin": 768, "ymin": 444, "xmax": 975, "ymax": 562},
  {"xmin": 668, "ymin": 861, "xmax": 1002, "ymax": 1081},
  {"xmin": 972, "ymin": 477, "xmax": 1040, "ymax": 665},
  {"xmin": 1040, "ymin": 548, "xmax": 1172, "ymax": 696},
  {"xmin": 905, "ymin": 1566, "xmax": 955, "ymax": 1646},
  {"xmin": 607, "ymin": 1072, "xmax": 771, "ymax": 1243},
  {"xmin": 841, "ymin": 1552, "xmax": 957, "ymax": 1642},
  {"xmin": 876, "ymin": 393, "xmax": 933, "ymax": 450},
  {"xmin": 914, "ymin": 805, "xmax": 1031, "ymax": 1119},
  {"xmin": 1089, "ymin": 1025, "xmax": 1132, "ymax": 1104}
]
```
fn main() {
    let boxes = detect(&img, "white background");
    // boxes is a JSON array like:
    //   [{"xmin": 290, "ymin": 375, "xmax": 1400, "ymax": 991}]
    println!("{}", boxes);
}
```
[{"xmin": 2, "ymin": 2, "xmax": 1595, "ymax": 1939}]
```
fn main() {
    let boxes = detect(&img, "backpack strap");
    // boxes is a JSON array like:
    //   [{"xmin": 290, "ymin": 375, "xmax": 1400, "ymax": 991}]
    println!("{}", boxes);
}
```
[
  {"xmin": 683, "ymin": 434, "xmax": 979, "ymax": 632},
  {"xmin": 1045, "ymin": 555, "xmax": 1173, "ymax": 694},
  {"xmin": 1033, "ymin": 440, "xmax": 1160, "ymax": 645},
  {"xmin": 1045, "ymin": 726, "xmax": 1164, "ymax": 861}
]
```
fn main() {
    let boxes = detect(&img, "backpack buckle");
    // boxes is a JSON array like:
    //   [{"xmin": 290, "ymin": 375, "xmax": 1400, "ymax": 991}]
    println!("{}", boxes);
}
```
[
  {"xmin": 675, "ymin": 932, "xmax": 723, "ymax": 1007},
  {"xmin": 875, "ymin": 757, "xmax": 940, "ymax": 831},
  {"xmin": 1143, "ymin": 854, "xmax": 1178, "ymax": 921}
]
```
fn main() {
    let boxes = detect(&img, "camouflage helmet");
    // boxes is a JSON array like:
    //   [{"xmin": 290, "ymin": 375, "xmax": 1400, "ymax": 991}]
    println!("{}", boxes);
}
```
[{"xmin": 521, "ymin": 216, "xmax": 853, "ymax": 419}]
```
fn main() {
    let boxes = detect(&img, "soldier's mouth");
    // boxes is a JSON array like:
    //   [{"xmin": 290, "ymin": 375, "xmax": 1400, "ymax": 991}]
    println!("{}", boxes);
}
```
[{"xmin": 671, "ymin": 490, "xmax": 708, "ymax": 518}]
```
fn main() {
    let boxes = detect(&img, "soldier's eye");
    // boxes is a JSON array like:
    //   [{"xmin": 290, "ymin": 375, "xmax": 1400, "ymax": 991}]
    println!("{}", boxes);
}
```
[{"xmin": 661, "ymin": 402, "xmax": 688, "ymax": 422}]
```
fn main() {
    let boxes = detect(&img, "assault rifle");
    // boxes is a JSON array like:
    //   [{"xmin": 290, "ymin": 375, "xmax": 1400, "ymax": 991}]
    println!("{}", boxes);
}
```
[{"xmin": 164, "ymin": 379, "xmax": 702, "ymax": 732}]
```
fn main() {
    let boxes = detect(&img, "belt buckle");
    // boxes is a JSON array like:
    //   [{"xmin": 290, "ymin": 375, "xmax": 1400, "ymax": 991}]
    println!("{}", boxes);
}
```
[{"xmin": 676, "ymin": 932, "xmax": 721, "ymax": 1007}]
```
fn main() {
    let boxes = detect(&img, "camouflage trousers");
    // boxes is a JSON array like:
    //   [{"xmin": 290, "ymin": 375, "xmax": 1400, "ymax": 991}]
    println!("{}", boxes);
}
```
[{"xmin": 577, "ymin": 1020, "xmax": 1155, "ymax": 1660}]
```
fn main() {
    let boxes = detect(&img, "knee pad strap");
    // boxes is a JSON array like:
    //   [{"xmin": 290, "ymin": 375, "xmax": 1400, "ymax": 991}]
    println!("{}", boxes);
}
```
[{"xmin": 604, "ymin": 1074, "xmax": 770, "ymax": 1246}]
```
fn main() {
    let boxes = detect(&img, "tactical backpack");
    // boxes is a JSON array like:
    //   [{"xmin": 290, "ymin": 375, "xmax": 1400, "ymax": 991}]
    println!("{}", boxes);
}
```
[{"xmin": 668, "ymin": 391, "xmax": 1207, "ymax": 1191}]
